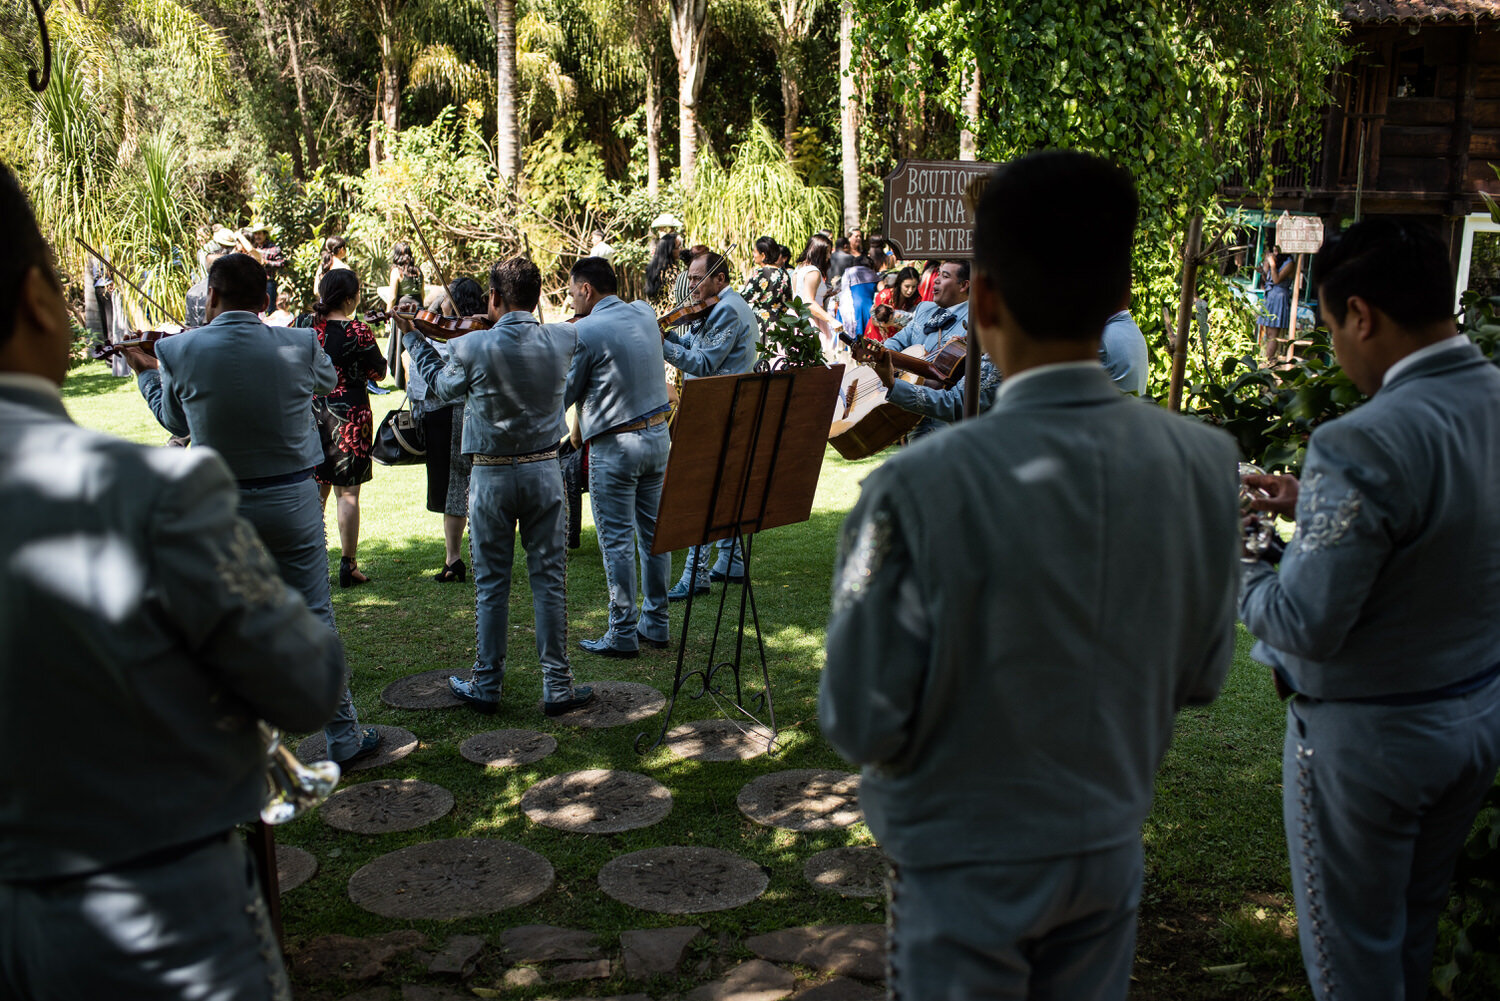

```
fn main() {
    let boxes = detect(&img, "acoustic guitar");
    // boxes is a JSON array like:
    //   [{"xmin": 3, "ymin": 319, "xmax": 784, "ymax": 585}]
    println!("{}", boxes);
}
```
[{"xmin": 826, "ymin": 335, "xmax": 968, "ymax": 460}]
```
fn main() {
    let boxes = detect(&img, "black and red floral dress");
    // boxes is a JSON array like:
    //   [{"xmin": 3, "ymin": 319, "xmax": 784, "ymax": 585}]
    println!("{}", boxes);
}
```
[{"xmin": 313, "ymin": 318, "xmax": 388, "ymax": 487}]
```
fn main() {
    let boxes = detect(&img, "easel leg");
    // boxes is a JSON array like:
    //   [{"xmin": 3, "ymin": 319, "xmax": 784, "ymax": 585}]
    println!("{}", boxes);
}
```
[
  {"xmin": 635, "ymin": 569, "xmax": 701, "ymax": 754},
  {"xmin": 249, "ymin": 821, "xmax": 283, "ymax": 946}
]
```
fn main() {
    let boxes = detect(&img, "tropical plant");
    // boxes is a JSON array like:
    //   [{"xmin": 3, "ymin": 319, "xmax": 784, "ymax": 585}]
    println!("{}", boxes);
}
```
[{"xmin": 759, "ymin": 299, "xmax": 824, "ymax": 368}]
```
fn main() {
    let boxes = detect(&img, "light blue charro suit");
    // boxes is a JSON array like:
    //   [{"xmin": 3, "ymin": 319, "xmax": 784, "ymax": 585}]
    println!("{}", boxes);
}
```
[
  {"xmin": 135, "ymin": 309, "xmax": 367, "ymax": 762},
  {"xmin": 1098, "ymin": 309, "xmax": 1149, "ymax": 396},
  {"xmin": 1240, "ymin": 338, "xmax": 1500, "ymax": 1001},
  {"xmin": 822, "ymin": 362, "xmax": 1240, "ymax": 1000},
  {"xmin": 662, "ymin": 287, "xmax": 759, "ymax": 587},
  {"xmin": 404, "ymin": 312, "xmax": 586, "ymax": 704},
  {"xmin": 879, "ymin": 298, "xmax": 971, "ymax": 439},
  {"xmin": 564, "ymin": 296, "xmax": 672, "ymax": 652},
  {"xmin": 0, "ymin": 375, "xmax": 343, "ymax": 999},
  {"xmin": 886, "ymin": 350, "xmax": 1002, "ymax": 425}
]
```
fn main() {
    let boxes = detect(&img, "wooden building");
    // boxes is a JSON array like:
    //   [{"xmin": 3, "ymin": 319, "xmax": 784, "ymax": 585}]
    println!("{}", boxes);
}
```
[{"xmin": 1221, "ymin": 0, "xmax": 1500, "ymax": 299}]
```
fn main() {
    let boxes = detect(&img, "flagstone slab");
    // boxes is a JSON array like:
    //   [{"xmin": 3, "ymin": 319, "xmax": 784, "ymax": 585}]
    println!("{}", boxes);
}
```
[
  {"xmin": 276, "ymin": 843, "xmax": 317, "ymax": 893},
  {"xmin": 381, "ymin": 669, "xmax": 466, "ymax": 710},
  {"xmin": 620, "ymin": 926, "xmax": 704, "ymax": 977},
  {"xmin": 736, "ymin": 770, "xmax": 862, "ymax": 831},
  {"xmin": 459, "ymin": 729, "xmax": 557, "ymax": 768},
  {"xmin": 802, "ymin": 847, "xmax": 888, "ymax": 898},
  {"xmin": 322, "ymin": 779, "xmax": 454, "ymax": 834},
  {"xmin": 744, "ymin": 925, "xmax": 886, "ymax": 982},
  {"xmin": 297, "ymin": 725, "xmax": 418, "ymax": 773},
  {"xmin": 795, "ymin": 977, "xmax": 884, "ymax": 1000},
  {"xmin": 560, "ymin": 681, "xmax": 666, "ymax": 728},
  {"xmin": 521, "ymin": 769, "xmax": 672, "ymax": 834},
  {"xmin": 598, "ymin": 846, "xmax": 768, "ymax": 914},
  {"xmin": 427, "ymin": 935, "xmax": 486, "ymax": 976},
  {"xmin": 549, "ymin": 959, "xmax": 613, "ymax": 982},
  {"xmin": 292, "ymin": 930, "xmax": 428, "ymax": 981},
  {"xmin": 348, "ymin": 839, "xmax": 553, "ymax": 920},
  {"xmin": 665, "ymin": 719, "xmax": 775, "ymax": 761},
  {"xmin": 499, "ymin": 925, "xmax": 605, "ymax": 962},
  {"xmin": 684, "ymin": 960, "xmax": 795, "ymax": 1001}
]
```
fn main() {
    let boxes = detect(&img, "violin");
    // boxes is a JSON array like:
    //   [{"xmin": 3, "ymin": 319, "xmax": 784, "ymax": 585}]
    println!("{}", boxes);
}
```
[
  {"xmin": 412, "ymin": 313, "xmax": 487, "ymax": 341},
  {"xmin": 658, "ymin": 295, "xmax": 718, "ymax": 337},
  {"xmin": 90, "ymin": 330, "xmax": 176, "ymax": 361}
]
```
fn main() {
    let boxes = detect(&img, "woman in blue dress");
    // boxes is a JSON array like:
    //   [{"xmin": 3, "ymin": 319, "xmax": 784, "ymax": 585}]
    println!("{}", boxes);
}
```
[{"xmin": 1258, "ymin": 244, "xmax": 1294, "ymax": 364}]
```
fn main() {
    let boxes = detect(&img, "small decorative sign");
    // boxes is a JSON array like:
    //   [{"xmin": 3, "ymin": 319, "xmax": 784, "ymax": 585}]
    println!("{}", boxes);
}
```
[
  {"xmin": 882, "ymin": 159, "xmax": 999, "ymax": 259},
  {"xmin": 1275, "ymin": 212, "xmax": 1325, "ymax": 254}
]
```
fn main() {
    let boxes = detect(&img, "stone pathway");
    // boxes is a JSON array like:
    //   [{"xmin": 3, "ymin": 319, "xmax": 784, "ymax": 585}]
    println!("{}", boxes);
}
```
[
  {"xmin": 283, "ymin": 661, "xmax": 892, "ymax": 1000},
  {"xmin": 520, "ymin": 769, "xmax": 672, "ymax": 833},
  {"xmin": 321, "ymin": 779, "xmax": 454, "ymax": 835},
  {"xmin": 296, "ymin": 725, "xmax": 418, "ymax": 772}
]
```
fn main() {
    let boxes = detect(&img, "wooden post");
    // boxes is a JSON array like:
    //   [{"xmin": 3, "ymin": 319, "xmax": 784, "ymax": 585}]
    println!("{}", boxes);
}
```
[
  {"xmin": 1282, "ymin": 253, "xmax": 1305, "ymax": 365},
  {"xmin": 1168, "ymin": 215, "xmax": 1203, "ymax": 413}
]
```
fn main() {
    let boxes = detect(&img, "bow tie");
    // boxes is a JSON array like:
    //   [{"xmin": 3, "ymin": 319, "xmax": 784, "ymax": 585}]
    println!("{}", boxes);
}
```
[{"xmin": 924, "ymin": 307, "xmax": 954, "ymax": 335}]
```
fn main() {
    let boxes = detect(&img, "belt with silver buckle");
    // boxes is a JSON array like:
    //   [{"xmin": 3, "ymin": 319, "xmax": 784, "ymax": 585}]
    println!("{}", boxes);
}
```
[{"xmin": 472, "ymin": 447, "xmax": 559, "ymax": 466}]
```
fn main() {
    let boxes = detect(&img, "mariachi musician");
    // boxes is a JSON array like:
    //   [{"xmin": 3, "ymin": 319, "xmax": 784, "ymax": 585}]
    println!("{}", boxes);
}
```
[{"xmin": 661, "ymin": 250, "xmax": 759, "ymax": 600}]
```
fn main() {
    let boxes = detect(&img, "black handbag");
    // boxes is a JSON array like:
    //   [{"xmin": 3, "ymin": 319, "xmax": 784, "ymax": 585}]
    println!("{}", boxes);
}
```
[{"xmin": 373, "ymin": 398, "xmax": 426, "ymax": 465}]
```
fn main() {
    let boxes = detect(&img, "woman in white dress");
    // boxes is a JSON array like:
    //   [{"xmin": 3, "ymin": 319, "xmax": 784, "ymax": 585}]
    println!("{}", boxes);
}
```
[{"xmin": 791, "ymin": 233, "xmax": 844, "ymax": 359}]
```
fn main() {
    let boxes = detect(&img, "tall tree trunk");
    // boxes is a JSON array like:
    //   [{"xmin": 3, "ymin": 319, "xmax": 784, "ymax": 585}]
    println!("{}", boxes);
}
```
[
  {"xmin": 368, "ymin": 73, "xmax": 382, "ymax": 169},
  {"xmin": 251, "ymin": 0, "xmax": 277, "ymax": 60},
  {"xmin": 494, "ymin": 0, "xmax": 520, "ymax": 184},
  {"xmin": 285, "ymin": 16, "xmax": 318, "ymax": 173},
  {"xmin": 839, "ymin": 0, "xmax": 859, "ymax": 231},
  {"xmin": 905, "ymin": 37, "xmax": 925, "ymax": 158},
  {"xmin": 645, "ymin": 47, "xmax": 661, "ymax": 199},
  {"xmin": 379, "ymin": 35, "xmax": 400, "ymax": 154},
  {"xmin": 669, "ymin": 0, "xmax": 708, "ymax": 187},
  {"xmin": 959, "ymin": 61, "xmax": 980, "ymax": 161},
  {"xmin": 780, "ymin": 47, "xmax": 801, "ymax": 158}
]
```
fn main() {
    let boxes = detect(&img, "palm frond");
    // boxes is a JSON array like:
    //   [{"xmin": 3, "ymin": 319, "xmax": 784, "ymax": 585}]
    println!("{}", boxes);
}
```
[
  {"xmin": 119, "ymin": 0, "xmax": 230, "ymax": 99},
  {"xmin": 410, "ymin": 43, "xmax": 494, "ymax": 108}
]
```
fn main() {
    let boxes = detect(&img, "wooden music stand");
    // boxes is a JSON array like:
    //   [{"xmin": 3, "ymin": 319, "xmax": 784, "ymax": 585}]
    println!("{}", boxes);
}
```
[{"xmin": 635, "ymin": 365, "xmax": 842, "ymax": 754}]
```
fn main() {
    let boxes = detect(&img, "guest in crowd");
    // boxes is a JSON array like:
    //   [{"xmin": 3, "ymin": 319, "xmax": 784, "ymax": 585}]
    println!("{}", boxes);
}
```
[
  {"xmin": 266, "ymin": 288, "xmax": 295, "ymax": 326},
  {"xmin": 309, "ymin": 268, "xmax": 388, "ymax": 588},
  {"xmin": 829, "ymin": 235, "xmax": 855, "ymax": 281},
  {"xmin": 741, "ymin": 235, "xmax": 792, "ymax": 339},
  {"xmin": 317, "ymin": 235, "xmax": 351, "ymax": 285},
  {"xmin": 644, "ymin": 231, "xmax": 683, "ymax": 308},
  {"xmin": 673, "ymin": 244, "xmax": 711, "ymax": 306},
  {"xmin": 875, "ymin": 266, "xmax": 922, "ymax": 313},
  {"xmin": 249, "ymin": 223, "xmax": 284, "ymax": 307},
  {"xmin": 791, "ymin": 234, "xmax": 844, "ymax": 355}
]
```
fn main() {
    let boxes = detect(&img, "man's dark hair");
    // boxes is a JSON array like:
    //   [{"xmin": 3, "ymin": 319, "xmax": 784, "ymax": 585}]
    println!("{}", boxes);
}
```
[
  {"xmin": 695, "ymin": 251, "xmax": 731, "ymax": 283},
  {"xmin": 570, "ymin": 256, "xmax": 618, "ymax": 295},
  {"xmin": 448, "ymin": 275, "xmax": 487, "ymax": 316},
  {"xmin": 943, "ymin": 259, "xmax": 971, "ymax": 284},
  {"xmin": 209, "ymin": 253, "xmax": 270, "ymax": 313},
  {"xmin": 835, "ymin": 236, "xmax": 850, "ymax": 252},
  {"xmin": 974, "ymin": 152, "xmax": 1137, "ymax": 341},
  {"xmin": 755, "ymin": 235, "xmax": 780, "ymax": 263},
  {"xmin": 0, "ymin": 163, "xmax": 57, "ymax": 350},
  {"xmin": 1315, "ymin": 219, "xmax": 1455, "ymax": 327},
  {"xmin": 489, "ymin": 257, "xmax": 542, "ymax": 312}
]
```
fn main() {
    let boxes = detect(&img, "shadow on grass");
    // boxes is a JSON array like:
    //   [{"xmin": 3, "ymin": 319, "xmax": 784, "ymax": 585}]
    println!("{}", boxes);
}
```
[{"xmin": 62, "ymin": 364, "xmax": 135, "ymax": 397}]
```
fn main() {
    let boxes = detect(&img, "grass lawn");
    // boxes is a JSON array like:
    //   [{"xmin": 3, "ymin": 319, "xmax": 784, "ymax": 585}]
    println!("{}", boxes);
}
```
[{"xmin": 56, "ymin": 360, "xmax": 1484, "ymax": 1000}]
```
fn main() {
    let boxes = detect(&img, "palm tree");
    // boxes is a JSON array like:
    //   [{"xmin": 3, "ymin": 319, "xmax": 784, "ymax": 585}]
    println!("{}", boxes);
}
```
[
  {"xmin": 491, "ymin": 0, "xmax": 520, "ymax": 183},
  {"xmin": 669, "ymin": 0, "xmax": 707, "ymax": 187},
  {"xmin": 768, "ymin": 0, "xmax": 820, "ymax": 158}
]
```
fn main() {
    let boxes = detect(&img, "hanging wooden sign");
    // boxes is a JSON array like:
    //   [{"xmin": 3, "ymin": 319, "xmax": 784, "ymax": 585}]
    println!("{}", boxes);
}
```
[{"xmin": 881, "ymin": 159, "xmax": 998, "ymax": 260}]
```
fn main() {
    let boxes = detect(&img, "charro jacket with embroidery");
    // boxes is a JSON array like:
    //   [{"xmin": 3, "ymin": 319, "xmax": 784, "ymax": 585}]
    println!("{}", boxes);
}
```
[
  {"xmin": 0, "ymin": 380, "xmax": 344, "ymax": 879},
  {"xmin": 820, "ymin": 363, "xmax": 1240, "ymax": 866},
  {"xmin": 661, "ymin": 287, "xmax": 758, "ymax": 379},
  {"xmin": 1240, "ymin": 342, "xmax": 1500, "ymax": 699}
]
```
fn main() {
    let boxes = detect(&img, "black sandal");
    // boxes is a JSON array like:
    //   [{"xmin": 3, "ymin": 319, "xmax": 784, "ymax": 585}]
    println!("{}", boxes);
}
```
[
  {"xmin": 433, "ymin": 559, "xmax": 466, "ymax": 583},
  {"xmin": 339, "ymin": 556, "xmax": 369, "ymax": 588}
]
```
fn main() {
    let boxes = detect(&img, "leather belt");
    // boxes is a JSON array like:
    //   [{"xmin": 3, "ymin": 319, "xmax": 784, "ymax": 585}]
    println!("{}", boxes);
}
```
[
  {"xmin": 238, "ymin": 468, "xmax": 313, "ymax": 489},
  {"xmin": 472, "ymin": 447, "xmax": 559, "ymax": 466},
  {"xmin": 599, "ymin": 411, "xmax": 671, "ymax": 437}
]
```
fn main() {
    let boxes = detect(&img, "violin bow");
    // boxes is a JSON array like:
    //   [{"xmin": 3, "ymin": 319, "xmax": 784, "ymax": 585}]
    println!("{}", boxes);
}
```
[
  {"xmin": 403, "ymin": 203, "xmax": 455, "ymax": 304},
  {"xmin": 683, "ymin": 241, "xmax": 737, "ymax": 301},
  {"xmin": 74, "ymin": 236, "xmax": 184, "ymax": 327}
]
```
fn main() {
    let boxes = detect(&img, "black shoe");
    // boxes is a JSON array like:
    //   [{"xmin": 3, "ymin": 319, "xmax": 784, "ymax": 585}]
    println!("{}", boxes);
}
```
[
  {"xmin": 433, "ymin": 559, "xmax": 467, "ymax": 583},
  {"xmin": 708, "ymin": 570, "xmax": 746, "ymax": 584},
  {"xmin": 339, "ymin": 557, "xmax": 369, "ymax": 588},
  {"xmin": 334, "ymin": 727, "xmax": 382, "ymax": 766},
  {"xmin": 579, "ymin": 636, "xmax": 638, "ymax": 659},
  {"xmin": 641, "ymin": 636, "xmax": 671, "ymax": 650},
  {"xmin": 449, "ymin": 676, "xmax": 499, "ymax": 714},
  {"xmin": 543, "ymin": 686, "xmax": 597, "ymax": 716}
]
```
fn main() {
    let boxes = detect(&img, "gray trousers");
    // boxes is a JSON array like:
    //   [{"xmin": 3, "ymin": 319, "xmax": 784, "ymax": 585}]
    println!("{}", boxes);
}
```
[
  {"xmin": 1283, "ymin": 678, "xmax": 1500, "ymax": 1001},
  {"xmin": 238, "ymin": 477, "xmax": 361, "ymax": 760},
  {"xmin": 0, "ymin": 833, "xmax": 291, "ymax": 1001},
  {"xmin": 887, "ymin": 842, "xmax": 1142, "ymax": 1001},
  {"xmin": 469, "ymin": 461, "xmax": 577, "ymax": 702}
]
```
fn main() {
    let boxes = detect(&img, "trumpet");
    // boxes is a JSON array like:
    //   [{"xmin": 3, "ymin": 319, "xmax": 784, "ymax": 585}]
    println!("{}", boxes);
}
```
[{"xmin": 259, "ymin": 722, "xmax": 340, "ymax": 825}]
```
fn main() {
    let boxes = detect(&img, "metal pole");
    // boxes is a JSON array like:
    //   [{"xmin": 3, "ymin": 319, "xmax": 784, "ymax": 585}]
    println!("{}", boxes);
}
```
[{"xmin": 1168, "ymin": 215, "xmax": 1203, "ymax": 413}]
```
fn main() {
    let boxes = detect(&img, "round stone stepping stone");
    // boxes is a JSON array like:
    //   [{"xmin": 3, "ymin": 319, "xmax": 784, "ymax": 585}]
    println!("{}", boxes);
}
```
[
  {"xmin": 803, "ymin": 847, "xmax": 888, "ymax": 898},
  {"xmin": 598, "ymin": 846, "xmax": 768, "ymax": 914},
  {"xmin": 520, "ymin": 769, "xmax": 672, "ymax": 834},
  {"xmin": 275, "ymin": 843, "xmax": 317, "ymax": 893},
  {"xmin": 562, "ymin": 681, "xmax": 665, "ymax": 729},
  {"xmin": 321, "ymin": 778, "xmax": 455, "ymax": 834},
  {"xmin": 381, "ymin": 668, "xmax": 466, "ymax": 709},
  {"xmin": 737, "ymin": 769, "xmax": 862, "ymax": 831},
  {"xmin": 296, "ymin": 725, "xmax": 418, "ymax": 773},
  {"xmin": 666, "ymin": 718, "xmax": 775, "ymax": 761},
  {"xmin": 348, "ymin": 838, "xmax": 553, "ymax": 920},
  {"xmin": 459, "ymin": 729, "xmax": 557, "ymax": 768}
]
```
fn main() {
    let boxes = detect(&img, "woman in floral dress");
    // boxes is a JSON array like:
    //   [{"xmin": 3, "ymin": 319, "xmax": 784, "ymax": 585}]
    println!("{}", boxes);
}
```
[
  {"xmin": 740, "ymin": 234, "xmax": 792, "ymax": 340},
  {"xmin": 311, "ymin": 268, "xmax": 387, "ymax": 586}
]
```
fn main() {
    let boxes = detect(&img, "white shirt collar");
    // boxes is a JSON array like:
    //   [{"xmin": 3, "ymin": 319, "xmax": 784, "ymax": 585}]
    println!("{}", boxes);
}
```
[
  {"xmin": 996, "ymin": 360, "xmax": 1102, "ymax": 400},
  {"xmin": 1381, "ymin": 334, "xmax": 1469, "ymax": 388},
  {"xmin": 0, "ymin": 372, "xmax": 63, "ymax": 401}
]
